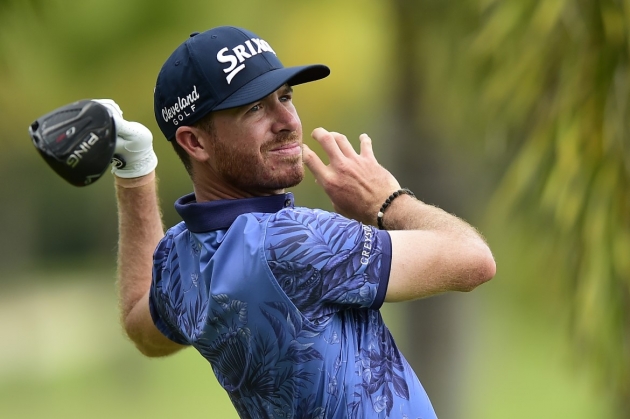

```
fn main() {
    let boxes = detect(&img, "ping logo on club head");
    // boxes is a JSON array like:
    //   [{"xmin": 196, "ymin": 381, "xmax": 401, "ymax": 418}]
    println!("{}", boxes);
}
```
[{"xmin": 66, "ymin": 132, "xmax": 100, "ymax": 168}]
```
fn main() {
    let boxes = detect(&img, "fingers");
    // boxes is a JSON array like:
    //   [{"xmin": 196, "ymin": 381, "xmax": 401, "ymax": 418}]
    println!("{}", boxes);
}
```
[
  {"xmin": 116, "ymin": 119, "xmax": 151, "ymax": 139},
  {"xmin": 312, "ymin": 127, "xmax": 362, "ymax": 161},
  {"xmin": 359, "ymin": 133, "xmax": 375, "ymax": 158},
  {"xmin": 302, "ymin": 143, "xmax": 328, "ymax": 180},
  {"xmin": 311, "ymin": 127, "xmax": 345, "ymax": 162},
  {"xmin": 330, "ymin": 132, "xmax": 356, "ymax": 158},
  {"xmin": 116, "ymin": 121, "xmax": 153, "ymax": 152},
  {"xmin": 103, "ymin": 108, "xmax": 152, "ymax": 152},
  {"xmin": 93, "ymin": 99, "xmax": 123, "ymax": 118},
  {"xmin": 92, "ymin": 99, "xmax": 151, "ymax": 146},
  {"xmin": 311, "ymin": 127, "xmax": 375, "ymax": 161},
  {"xmin": 93, "ymin": 99, "xmax": 141, "ymax": 140},
  {"xmin": 306, "ymin": 127, "xmax": 379, "ymax": 176}
]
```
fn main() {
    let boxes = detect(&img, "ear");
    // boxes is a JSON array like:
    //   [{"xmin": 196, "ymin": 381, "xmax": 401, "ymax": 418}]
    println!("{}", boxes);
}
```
[{"xmin": 175, "ymin": 126, "xmax": 210, "ymax": 162}]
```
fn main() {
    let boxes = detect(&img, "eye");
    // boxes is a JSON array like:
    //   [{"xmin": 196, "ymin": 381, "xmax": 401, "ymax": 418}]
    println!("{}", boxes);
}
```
[
  {"xmin": 280, "ymin": 93, "xmax": 292, "ymax": 102},
  {"xmin": 248, "ymin": 103, "xmax": 262, "ymax": 113}
]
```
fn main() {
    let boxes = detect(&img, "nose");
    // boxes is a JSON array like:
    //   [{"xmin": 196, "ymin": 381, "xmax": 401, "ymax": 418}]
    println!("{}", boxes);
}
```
[{"xmin": 270, "ymin": 100, "xmax": 300, "ymax": 134}]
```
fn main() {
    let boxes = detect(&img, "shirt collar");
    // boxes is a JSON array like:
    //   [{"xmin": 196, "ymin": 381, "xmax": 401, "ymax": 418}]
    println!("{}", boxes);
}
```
[{"xmin": 174, "ymin": 192, "xmax": 295, "ymax": 233}]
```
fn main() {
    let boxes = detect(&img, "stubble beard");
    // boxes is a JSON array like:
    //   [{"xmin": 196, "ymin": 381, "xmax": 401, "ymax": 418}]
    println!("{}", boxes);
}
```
[{"xmin": 214, "ymin": 131, "xmax": 304, "ymax": 192}]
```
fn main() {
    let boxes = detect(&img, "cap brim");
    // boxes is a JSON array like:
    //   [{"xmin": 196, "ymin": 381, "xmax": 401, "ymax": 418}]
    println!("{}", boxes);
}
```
[{"xmin": 213, "ymin": 64, "xmax": 330, "ymax": 111}]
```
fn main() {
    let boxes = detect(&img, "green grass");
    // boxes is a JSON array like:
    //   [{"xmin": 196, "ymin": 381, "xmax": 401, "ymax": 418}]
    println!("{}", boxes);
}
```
[
  {"xmin": 0, "ymin": 273, "xmax": 236, "ymax": 419},
  {"xmin": 2, "ymin": 350, "xmax": 236, "ymax": 419}
]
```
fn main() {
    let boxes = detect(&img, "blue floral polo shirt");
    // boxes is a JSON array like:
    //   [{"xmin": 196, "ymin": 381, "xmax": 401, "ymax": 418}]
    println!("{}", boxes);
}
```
[{"xmin": 149, "ymin": 192, "xmax": 437, "ymax": 419}]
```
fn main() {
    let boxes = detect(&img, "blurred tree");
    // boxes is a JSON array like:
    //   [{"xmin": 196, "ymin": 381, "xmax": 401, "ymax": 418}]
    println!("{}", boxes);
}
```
[
  {"xmin": 384, "ymin": 1, "xmax": 486, "ymax": 417},
  {"xmin": 0, "ymin": 0, "xmax": 39, "ymax": 11},
  {"xmin": 409, "ymin": 0, "xmax": 630, "ymax": 415}
]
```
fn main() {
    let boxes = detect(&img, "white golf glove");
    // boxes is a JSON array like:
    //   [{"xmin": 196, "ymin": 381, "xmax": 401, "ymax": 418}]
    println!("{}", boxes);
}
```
[{"xmin": 92, "ymin": 99, "xmax": 158, "ymax": 179}]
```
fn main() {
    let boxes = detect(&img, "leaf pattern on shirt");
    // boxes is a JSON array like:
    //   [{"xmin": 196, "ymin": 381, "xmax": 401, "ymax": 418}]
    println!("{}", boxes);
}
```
[
  {"xmin": 348, "ymin": 311, "xmax": 411, "ymax": 418},
  {"xmin": 194, "ymin": 294, "xmax": 326, "ymax": 419},
  {"xmin": 266, "ymin": 210, "xmax": 380, "ymax": 321},
  {"xmin": 152, "ymin": 231, "xmax": 209, "ymax": 343}
]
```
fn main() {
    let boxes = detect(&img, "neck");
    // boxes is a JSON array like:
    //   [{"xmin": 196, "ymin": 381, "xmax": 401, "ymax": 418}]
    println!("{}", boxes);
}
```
[{"xmin": 192, "ymin": 178, "xmax": 285, "ymax": 203}]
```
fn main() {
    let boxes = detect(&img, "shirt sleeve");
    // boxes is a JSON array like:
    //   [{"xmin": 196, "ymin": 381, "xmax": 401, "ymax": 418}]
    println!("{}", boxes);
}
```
[
  {"xmin": 264, "ymin": 208, "xmax": 392, "ymax": 321},
  {"xmin": 148, "ymin": 224, "xmax": 191, "ymax": 346}
]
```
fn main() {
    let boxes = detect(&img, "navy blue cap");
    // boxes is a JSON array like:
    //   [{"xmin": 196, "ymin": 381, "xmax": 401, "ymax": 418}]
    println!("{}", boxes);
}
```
[{"xmin": 154, "ymin": 26, "xmax": 330, "ymax": 140}]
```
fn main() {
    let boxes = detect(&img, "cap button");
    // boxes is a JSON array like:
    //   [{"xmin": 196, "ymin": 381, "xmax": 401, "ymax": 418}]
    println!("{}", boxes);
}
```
[{"xmin": 189, "ymin": 32, "xmax": 200, "ymax": 37}]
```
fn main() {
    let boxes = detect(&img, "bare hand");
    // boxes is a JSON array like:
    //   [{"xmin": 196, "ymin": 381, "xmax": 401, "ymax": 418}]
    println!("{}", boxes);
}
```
[{"xmin": 302, "ymin": 127, "xmax": 401, "ymax": 225}]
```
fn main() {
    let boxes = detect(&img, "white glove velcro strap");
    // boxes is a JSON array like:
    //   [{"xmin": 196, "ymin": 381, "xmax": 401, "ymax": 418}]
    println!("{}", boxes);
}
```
[{"xmin": 111, "ymin": 150, "xmax": 158, "ymax": 178}]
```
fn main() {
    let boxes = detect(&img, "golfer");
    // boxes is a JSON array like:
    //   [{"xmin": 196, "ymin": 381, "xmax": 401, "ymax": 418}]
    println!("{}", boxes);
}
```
[{"xmin": 106, "ymin": 26, "xmax": 496, "ymax": 418}]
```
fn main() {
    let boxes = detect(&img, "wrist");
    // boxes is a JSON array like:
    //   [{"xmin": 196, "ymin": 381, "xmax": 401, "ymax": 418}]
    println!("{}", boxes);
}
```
[
  {"xmin": 376, "ymin": 188, "xmax": 417, "ymax": 230},
  {"xmin": 111, "ymin": 149, "xmax": 158, "ymax": 179},
  {"xmin": 115, "ymin": 171, "xmax": 156, "ymax": 188}
]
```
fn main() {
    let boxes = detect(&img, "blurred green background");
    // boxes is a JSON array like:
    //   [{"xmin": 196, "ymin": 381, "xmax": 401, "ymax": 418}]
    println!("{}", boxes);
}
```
[{"xmin": 1, "ymin": 0, "xmax": 627, "ymax": 418}]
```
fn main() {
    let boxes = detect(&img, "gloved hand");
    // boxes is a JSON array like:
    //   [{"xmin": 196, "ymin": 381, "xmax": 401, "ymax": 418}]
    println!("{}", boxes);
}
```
[{"xmin": 92, "ymin": 99, "xmax": 158, "ymax": 179}]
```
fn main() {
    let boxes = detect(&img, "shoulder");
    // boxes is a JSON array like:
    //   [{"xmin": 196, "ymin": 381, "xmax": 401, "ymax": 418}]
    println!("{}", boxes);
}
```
[
  {"xmin": 154, "ymin": 222, "xmax": 189, "ymax": 260},
  {"xmin": 267, "ymin": 206, "xmax": 358, "ymax": 232},
  {"xmin": 160, "ymin": 221, "xmax": 190, "ymax": 245},
  {"xmin": 265, "ymin": 208, "xmax": 361, "ymax": 254},
  {"xmin": 152, "ymin": 221, "xmax": 208, "ymax": 285},
  {"xmin": 264, "ymin": 207, "xmax": 390, "ymax": 267}
]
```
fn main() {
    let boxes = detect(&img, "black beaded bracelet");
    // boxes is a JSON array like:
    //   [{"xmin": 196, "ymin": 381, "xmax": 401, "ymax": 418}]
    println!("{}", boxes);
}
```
[{"xmin": 377, "ymin": 188, "xmax": 416, "ymax": 230}]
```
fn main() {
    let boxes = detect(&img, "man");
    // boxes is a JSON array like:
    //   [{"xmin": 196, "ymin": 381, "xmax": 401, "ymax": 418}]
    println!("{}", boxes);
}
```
[{"xmin": 105, "ymin": 26, "xmax": 495, "ymax": 418}]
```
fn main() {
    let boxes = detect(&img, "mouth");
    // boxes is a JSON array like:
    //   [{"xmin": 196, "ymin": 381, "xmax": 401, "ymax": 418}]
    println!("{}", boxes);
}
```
[{"xmin": 268, "ymin": 141, "xmax": 302, "ymax": 156}]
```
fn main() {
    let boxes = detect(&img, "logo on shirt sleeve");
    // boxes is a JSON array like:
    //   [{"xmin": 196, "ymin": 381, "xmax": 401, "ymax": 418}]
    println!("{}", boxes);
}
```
[{"xmin": 361, "ymin": 225, "xmax": 374, "ymax": 265}]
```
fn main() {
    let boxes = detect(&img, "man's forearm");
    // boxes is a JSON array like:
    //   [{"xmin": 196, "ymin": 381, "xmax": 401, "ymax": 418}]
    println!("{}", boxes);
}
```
[
  {"xmin": 115, "ymin": 172, "xmax": 164, "ymax": 322},
  {"xmin": 383, "ymin": 193, "xmax": 495, "ymax": 300},
  {"xmin": 380, "ymin": 194, "xmax": 486, "ymax": 243}
]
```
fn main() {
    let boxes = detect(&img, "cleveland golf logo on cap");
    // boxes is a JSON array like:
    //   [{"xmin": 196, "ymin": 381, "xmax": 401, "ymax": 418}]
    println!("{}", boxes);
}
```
[
  {"xmin": 217, "ymin": 38, "xmax": 276, "ymax": 84},
  {"xmin": 161, "ymin": 85, "xmax": 201, "ymax": 126}
]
